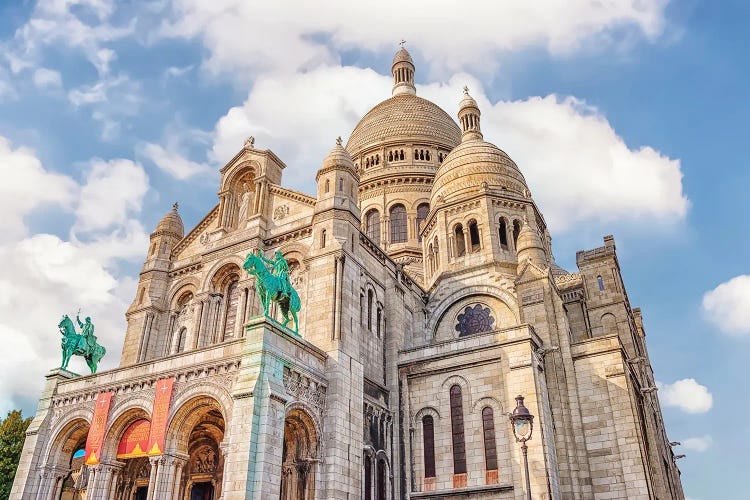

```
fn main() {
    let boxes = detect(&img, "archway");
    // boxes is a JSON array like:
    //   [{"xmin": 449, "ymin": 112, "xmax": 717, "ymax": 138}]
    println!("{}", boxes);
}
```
[
  {"xmin": 280, "ymin": 408, "xmax": 319, "ymax": 500},
  {"xmin": 168, "ymin": 396, "xmax": 226, "ymax": 500},
  {"xmin": 46, "ymin": 418, "xmax": 90, "ymax": 500}
]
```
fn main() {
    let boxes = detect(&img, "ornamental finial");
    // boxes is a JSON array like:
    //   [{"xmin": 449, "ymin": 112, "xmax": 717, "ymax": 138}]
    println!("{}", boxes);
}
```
[
  {"xmin": 244, "ymin": 136, "xmax": 255, "ymax": 148},
  {"xmin": 463, "ymin": 85, "xmax": 470, "ymax": 95},
  {"xmin": 173, "ymin": 202, "xmax": 179, "ymax": 211},
  {"xmin": 336, "ymin": 136, "xmax": 342, "ymax": 146},
  {"xmin": 399, "ymin": 39, "xmax": 406, "ymax": 49}
]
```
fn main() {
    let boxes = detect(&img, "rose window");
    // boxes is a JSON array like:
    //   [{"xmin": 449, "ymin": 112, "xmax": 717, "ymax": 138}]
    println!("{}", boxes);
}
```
[{"xmin": 455, "ymin": 304, "xmax": 495, "ymax": 337}]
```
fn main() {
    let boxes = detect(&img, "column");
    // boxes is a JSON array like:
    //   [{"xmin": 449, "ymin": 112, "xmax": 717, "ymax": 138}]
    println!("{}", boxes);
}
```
[
  {"xmin": 151, "ymin": 455, "xmax": 177, "ymax": 498},
  {"xmin": 146, "ymin": 456, "xmax": 160, "ymax": 500},
  {"xmin": 234, "ymin": 286, "xmax": 248, "ymax": 338},
  {"xmin": 189, "ymin": 300, "xmax": 204, "ymax": 350},
  {"xmin": 170, "ymin": 454, "xmax": 189, "ymax": 499}
]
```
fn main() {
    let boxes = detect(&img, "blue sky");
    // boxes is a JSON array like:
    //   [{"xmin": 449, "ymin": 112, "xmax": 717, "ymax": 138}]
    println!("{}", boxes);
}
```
[{"xmin": 0, "ymin": 1, "xmax": 748, "ymax": 498}]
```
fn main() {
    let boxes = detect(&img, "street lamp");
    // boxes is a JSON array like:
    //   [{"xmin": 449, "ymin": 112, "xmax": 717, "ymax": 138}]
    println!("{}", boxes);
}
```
[{"xmin": 510, "ymin": 395, "xmax": 534, "ymax": 500}]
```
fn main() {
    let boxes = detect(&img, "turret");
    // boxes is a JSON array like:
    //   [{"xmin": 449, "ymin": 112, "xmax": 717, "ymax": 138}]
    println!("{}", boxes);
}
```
[
  {"xmin": 391, "ymin": 43, "xmax": 416, "ymax": 96},
  {"xmin": 315, "ymin": 137, "xmax": 360, "ymax": 218},
  {"xmin": 515, "ymin": 218, "xmax": 547, "ymax": 272},
  {"xmin": 146, "ymin": 202, "xmax": 184, "ymax": 267}
]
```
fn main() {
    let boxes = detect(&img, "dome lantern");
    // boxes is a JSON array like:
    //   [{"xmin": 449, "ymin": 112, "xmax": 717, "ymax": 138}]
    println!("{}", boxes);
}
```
[
  {"xmin": 458, "ymin": 86, "xmax": 482, "ymax": 141},
  {"xmin": 392, "ymin": 41, "xmax": 416, "ymax": 96}
]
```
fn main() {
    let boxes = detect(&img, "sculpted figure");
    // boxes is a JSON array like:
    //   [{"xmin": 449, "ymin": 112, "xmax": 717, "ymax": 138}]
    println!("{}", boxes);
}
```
[
  {"xmin": 236, "ymin": 182, "xmax": 253, "ymax": 228},
  {"xmin": 59, "ymin": 311, "xmax": 106, "ymax": 373},
  {"xmin": 243, "ymin": 250, "xmax": 301, "ymax": 333}
]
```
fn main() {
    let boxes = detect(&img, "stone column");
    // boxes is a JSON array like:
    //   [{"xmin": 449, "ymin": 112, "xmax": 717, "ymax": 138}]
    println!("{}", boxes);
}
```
[
  {"xmin": 234, "ymin": 286, "xmax": 249, "ymax": 338},
  {"xmin": 151, "ymin": 455, "xmax": 178, "ymax": 499},
  {"xmin": 146, "ymin": 456, "xmax": 160, "ymax": 500},
  {"xmin": 171, "ymin": 454, "xmax": 189, "ymax": 499},
  {"xmin": 188, "ymin": 300, "xmax": 204, "ymax": 351}
]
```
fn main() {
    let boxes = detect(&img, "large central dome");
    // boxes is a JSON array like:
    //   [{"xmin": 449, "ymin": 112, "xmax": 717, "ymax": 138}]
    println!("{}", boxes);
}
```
[{"xmin": 346, "ymin": 93, "xmax": 460, "ymax": 157}]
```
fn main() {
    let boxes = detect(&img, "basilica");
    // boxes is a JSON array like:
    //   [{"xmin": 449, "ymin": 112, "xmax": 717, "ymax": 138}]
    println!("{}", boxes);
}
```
[{"xmin": 12, "ymin": 47, "xmax": 684, "ymax": 499}]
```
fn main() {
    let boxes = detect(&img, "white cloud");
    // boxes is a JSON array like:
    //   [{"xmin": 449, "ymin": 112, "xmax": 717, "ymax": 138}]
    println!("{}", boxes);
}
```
[
  {"xmin": 209, "ymin": 66, "xmax": 686, "ymax": 230},
  {"xmin": 657, "ymin": 378, "xmax": 713, "ymax": 414},
  {"xmin": 680, "ymin": 435, "xmax": 713, "ymax": 452},
  {"xmin": 702, "ymin": 275, "xmax": 750, "ymax": 337},
  {"xmin": 140, "ymin": 142, "xmax": 210, "ymax": 180},
  {"xmin": 0, "ymin": 135, "xmax": 149, "ymax": 414},
  {"xmin": 74, "ymin": 158, "xmax": 149, "ymax": 233},
  {"xmin": 32, "ymin": 67, "xmax": 62, "ymax": 89},
  {"xmin": 160, "ymin": 0, "xmax": 669, "ymax": 78},
  {"xmin": 0, "ymin": 137, "xmax": 78, "ymax": 242}
]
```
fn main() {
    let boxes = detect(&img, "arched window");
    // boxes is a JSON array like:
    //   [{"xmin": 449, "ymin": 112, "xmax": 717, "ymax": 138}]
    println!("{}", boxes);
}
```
[
  {"xmin": 222, "ymin": 280, "xmax": 240, "ymax": 340},
  {"xmin": 365, "ymin": 209, "xmax": 381, "ymax": 245},
  {"xmin": 338, "ymin": 178, "xmax": 344, "ymax": 192},
  {"xmin": 416, "ymin": 203, "xmax": 429, "ymax": 242},
  {"xmin": 390, "ymin": 204, "xmax": 407, "ymax": 243},
  {"xmin": 428, "ymin": 243, "xmax": 434, "ymax": 275},
  {"xmin": 482, "ymin": 407, "xmax": 498, "ymax": 483},
  {"xmin": 367, "ymin": 289, "xmax": 374, "ymax": 331},
  {"xmin": 321, "ymin": 229, "xmax": 327, "ymax": 248},
  {"xmin": 423, "ymin": 415, "xmax": 436, "ymax": 479},
  {"xmin": 426, "ymin": 150, "xmax": 431, "ymax": 161},
  {"xmin": 325, "ymin": 179, "xmax": 330, "ymax": 193},
  {"xmin": 400, "ymin": 150, "xmax": 404, "ymax": 160},
  {"xmin": 449, "ymin": 385, "xmax": 467, "ymax": 475},
  {"xmin": 376, "ymin": 307, "xmax": 382, "ymax": 337},
  {"xmin": 176, "ymin": 327, "xmax": 187, "ymax": 353},
  {"xmin": 499, "ymin": 218, "xmax": 508, "ymax": 249},
  {"xmin": 414, "ymin": 149, "xmax": 418, "ymax": 159},
  {"xmin": 512, "ymin": 220, "xmax": 521, "ymax": 247},
  {"xmin": 469, "ymin": 220, "xmax": 480, "ymax": 251},
  {"xmin": 455, "ymin": 225, "xmax": 466, "ymax": 257},
  {"xmin": 388, "ymin": 151, "xmax": 393, "ymax": 162},
  {"xmin": 376, "ymin": 154, "xmax": 380, "ymax": 165},
  {"xmin": 434, "ymin": 237, "xmax": 439, "ymax": 268},
  {"xmin": 597, "ymin": 275, "xmax": 605, "ymax": 291}
]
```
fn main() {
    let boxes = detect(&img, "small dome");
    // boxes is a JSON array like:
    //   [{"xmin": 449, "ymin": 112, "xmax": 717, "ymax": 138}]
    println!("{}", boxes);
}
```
[
  {"xmin": 392, "ymin": 47, "xmax": 414, "ymax": 66},
  {"xmin": 318, "ymin": 137, "xmax": 356, "ymax": 180},
  {"xmin": 515, "ymin": 219, "xmax": 544, "ymax": 255},
  {"xmin": 346, "ymin": 94, "xmax": 460, "ymax": 158},
  {"xmin": 154, "ymin": 203, "xmax": 184, "ymax": 238},
  {"xmin": 459, "ymin": 88, "xmax": 478, "ymax": 111},
  {"xmin": 431, "ymin": 140, "xmax": 528, "ymax": 203}
]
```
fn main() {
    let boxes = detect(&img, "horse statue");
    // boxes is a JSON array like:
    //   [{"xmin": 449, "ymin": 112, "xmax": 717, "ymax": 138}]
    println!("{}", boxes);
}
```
[
  {"xmin": 59, "ymin": 314, "xmax": 106, "ymax": 374},
  {"xmin": 243, "ymin": 251, "xmax": 301, "ymax": 334}
]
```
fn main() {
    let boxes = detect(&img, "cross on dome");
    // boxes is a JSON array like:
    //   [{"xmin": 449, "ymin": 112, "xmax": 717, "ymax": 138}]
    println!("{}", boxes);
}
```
[
  {"xmin": 399, "ymin": 39, "xmax": 406, "ymax": 48},
  {"xmin": 336, "ymin": 136, "xmax": 343, "ymax": 146},
  {"xmin": 172, "ymin": 202, "xmax": 179, "ymax": 211}
]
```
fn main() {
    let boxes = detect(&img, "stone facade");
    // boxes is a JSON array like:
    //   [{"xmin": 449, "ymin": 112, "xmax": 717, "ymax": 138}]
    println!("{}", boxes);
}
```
[{"xmin": 12, "ymin": 47, "xmax": 684, "ymax": 500}]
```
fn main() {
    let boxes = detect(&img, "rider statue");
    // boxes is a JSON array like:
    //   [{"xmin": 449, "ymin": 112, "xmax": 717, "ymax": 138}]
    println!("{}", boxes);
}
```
[
  {"xmin": 77, "ymin": 314, "xmax": 97, "ymax": 350},
  {"xmin": 259, "ymin": 250, "xmax": 292, "ymax": 296}
]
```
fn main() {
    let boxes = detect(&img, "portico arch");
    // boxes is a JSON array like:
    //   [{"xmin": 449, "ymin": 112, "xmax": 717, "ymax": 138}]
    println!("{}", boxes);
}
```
[{"xmin": 280, "ymin": 407, "xmax": 320, "ymax": 500}]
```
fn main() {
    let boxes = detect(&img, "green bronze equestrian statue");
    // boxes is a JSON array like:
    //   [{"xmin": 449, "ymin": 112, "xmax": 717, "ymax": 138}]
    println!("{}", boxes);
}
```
[
  {"xmin": 59, "ymin": 312, "xmax": 107, "ymax": 373},
  {"xmin": 243, "ymin": 250, "xmax": 301, "ymax": 334}
]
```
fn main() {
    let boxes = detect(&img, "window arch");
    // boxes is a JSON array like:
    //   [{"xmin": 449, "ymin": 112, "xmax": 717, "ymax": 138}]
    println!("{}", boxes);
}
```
[
  {"xmin": 434, "ymin": 236, "xmax": 439, "ymax": 269},
  {"xmin": 449, "ymin": 385, "xmax": 467, "ymax": 475},
  {"xmin": 325, "ymin": 179, "xmax": 330, "ymax": 193},
  {"xmin": 482, "ymin": 407, "xmax": 498, "ymax": 483},
  {"xmin": 365, "ymin": 209, "xmax": 381, "ymax": 245},
  {"xmin": 321, "ymin": 229, "xmax": 327, "ymax": 248},
  {"xmin": 597, "ymin": 275, "xmax": 605, "ymax": 291},
  {"xmin": 512, "ymin": 220, "xmax": 521, "ymax": 247},
  {"xmin": 176, "ymin": 327, "xmax": 187, "ymax": 353},
  {"xmin": 499, "ymin": 218, "xmax": 508, "ymax": 249},
  {"xmin": 422, "ymin": 415, "xmax": 436, "ymax": 479},
  {"xmin": 468, "ymin": 220, "xmax": 480, "ymax": 251},
  {"xmin": 416, "ymin": 203, "xmax": 429, "ymax": 242},
  {"xmin": 338, "ymin": 178, "xmax": 344, "ymax": 192},
  {"xmin": 390, "ymin": 204, "xmax": 407, "ymax": 243},
  {"xmin": 454, "ymin": 224, "xmax": 466, "ymax": 257}
]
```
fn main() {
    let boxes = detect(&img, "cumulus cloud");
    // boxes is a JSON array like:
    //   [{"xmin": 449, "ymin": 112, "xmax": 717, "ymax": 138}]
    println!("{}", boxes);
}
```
[
  {"xmin": 657, "ymin": 378, "xmax": 713, "ymax": 414},
  {"xmin": 140, "ymin": 142, "xmax": 210, "ymax": 180},
  {"xmin": 702, "ymin": 275, "xmax": 750, "ymax": 337},
  {"xmin": 209, "ymin": 66, "xmax": 687, "ymax": 230},
  {"xmin": 0, "ymin": 135, "xmax": 148, "ymax": 414},
  {"xmin": 74, "ymin": 158, "xmax": 149, "ymax": 233},
  {"xmin": 160, "ymin": 0, "xmax": 669, "ymax": 77},
  {"xmin": 32, "ymin": 68, "xmax": 62, "ymax": 89},
  {"xmin": 680, "ymin": 435, "xmax": 713, "ymax": 452},
  {"xmin": 0, "ymin": 137, "xmax": 78, "ymax": 242}
]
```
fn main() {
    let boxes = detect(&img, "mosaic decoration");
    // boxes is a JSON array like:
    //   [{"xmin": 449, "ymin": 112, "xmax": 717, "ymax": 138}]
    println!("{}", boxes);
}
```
[{"xmin": 455, "ymin": 304, "xmax": 495, "ymax": 337}]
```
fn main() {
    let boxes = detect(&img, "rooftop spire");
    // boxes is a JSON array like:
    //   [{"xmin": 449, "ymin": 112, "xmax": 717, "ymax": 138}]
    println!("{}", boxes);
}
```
[
  {"xmin": 458, "ymin": 86, "xmax": 482, "ymax": 141},
  {"xmin": 392, "ymin": 42, "xmax": 416, "ymax": 96}
]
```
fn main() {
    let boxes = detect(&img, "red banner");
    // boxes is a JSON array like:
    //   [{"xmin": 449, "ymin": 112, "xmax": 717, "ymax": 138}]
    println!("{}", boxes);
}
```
[
  {"xmin": 147, "ymin": 377, "xmax": 175, "ymax": 455},
  {"xmin": 84, "ymin": 391, "xmax": 113, "ymax": 465},
  {"xmin": 116, "ymin": 419, "xmax": 151, "ymax": 459}
]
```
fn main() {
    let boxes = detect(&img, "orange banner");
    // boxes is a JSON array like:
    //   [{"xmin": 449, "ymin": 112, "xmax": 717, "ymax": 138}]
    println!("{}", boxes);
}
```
[
  {"xmin": 84, "ymin": 391, "xmax": 113, "ymax": 465},
  {"xmin": 117, "ymin": 419, "xmax": 151, "ymax": 459},
  {"xmin": 147, "ymin": 377, "xmax": 175, "ymax": 455}
]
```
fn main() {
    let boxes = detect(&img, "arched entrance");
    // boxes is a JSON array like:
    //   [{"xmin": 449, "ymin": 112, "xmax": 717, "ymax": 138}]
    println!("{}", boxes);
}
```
[
  {"xmin": 280, "ymin": 408, "xmax": 319, "ymax": 500},
  {"xmin": 46, "ymin": 418, "xmax": 90, "ymax": 500},
  {"xmin": 168, "ymin": 396, "xmax": 226, "ymax": 499}
]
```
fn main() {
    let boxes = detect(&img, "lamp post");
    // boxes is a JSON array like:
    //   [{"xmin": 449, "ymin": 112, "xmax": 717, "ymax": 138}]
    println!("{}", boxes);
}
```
[{"xmin": 510, "ymin": 394, "xmax": 534, "ymax": 500}]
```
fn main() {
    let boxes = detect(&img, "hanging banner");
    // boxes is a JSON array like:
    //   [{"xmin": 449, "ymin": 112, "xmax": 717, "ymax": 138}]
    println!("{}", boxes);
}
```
[
  {"xmin": 116, "ymin": 419, "xmax": 151, "ymax": 459},
  {"xmin": 84, "ymin": 391, "xmax": 113, "ymax": 465},
  {"xmin": 147, "ymin": 377, "xmax": 175, "ymax": 455}
]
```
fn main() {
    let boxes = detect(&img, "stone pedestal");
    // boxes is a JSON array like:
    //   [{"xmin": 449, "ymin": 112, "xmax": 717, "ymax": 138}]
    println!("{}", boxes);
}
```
[{"xmin": 11, "ymin": 368, "xmax": 79, "ymax": 500}]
